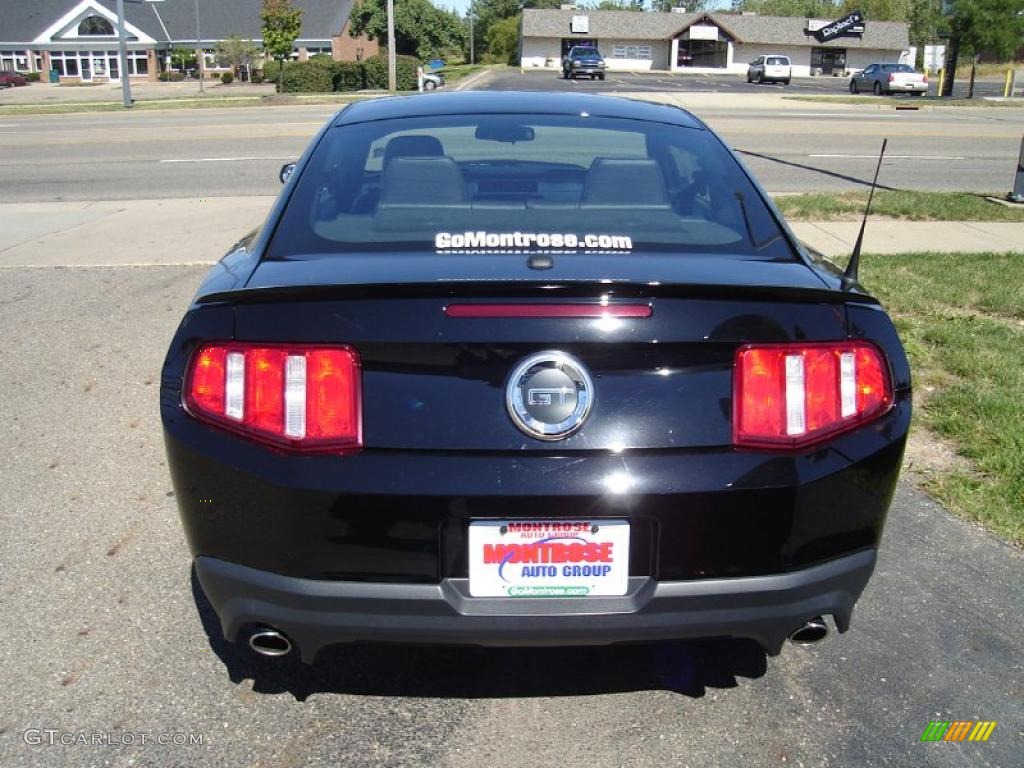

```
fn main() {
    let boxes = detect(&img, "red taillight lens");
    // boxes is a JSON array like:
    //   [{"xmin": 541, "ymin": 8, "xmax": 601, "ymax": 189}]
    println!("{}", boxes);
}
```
[
  {"xmin": 185, "ymin": 343, "xmax": 361, "ymax": 452},
  {"xmin": 888, "ymin": 73, "xmax": 895, "ymax": 82},
  {"xmin": 733, "ymin": 342, "xmax": 892, "ymax": 449}
]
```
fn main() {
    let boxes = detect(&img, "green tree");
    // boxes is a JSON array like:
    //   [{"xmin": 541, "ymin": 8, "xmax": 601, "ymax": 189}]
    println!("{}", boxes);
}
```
[
  {"xmin": 169, "ymin": 47, "xmax": 196, "ymax": 72},
  {"xmin": 350, "ymin": 0, "xmax": 467, "ymax": 60},
  {"xmin": 261, "ymin": 0, "xmax": 304, "ymax": 92},
  {"xmin": 472, "ymin": 0, "xmax": 560, "ymax": 58},
  {"xmin": 949, "ymin": 0, "xmax": 1024, "ymax": 95},
  {"xmin": 740, "ymin": 0, "xmax": 841, "ymax": 17},
  {"xmin": 486, "ymin": 14, "xmax": 520, "ymax": 65},
  {"xmin": 215, "ymin": 35, "xmax": 261, "ymax": 79}
]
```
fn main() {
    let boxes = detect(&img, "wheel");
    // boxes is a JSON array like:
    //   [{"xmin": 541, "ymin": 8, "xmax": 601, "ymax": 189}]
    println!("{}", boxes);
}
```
[
  {"xmin": 562, "ymin": 69, "xmax": 569, "ymax": 80},
  {"xmin": 873, "ymin": 81, "xmax": 883, "ymax": 95},
  {"xmin": 910, "ymin": 91, "xmax": 922, "ymax": 97},
  {"xmin": 782, "ymin": 78, "xmax": 790, "ymax": 86},
  {"xmin": 590, "ymin": 74, "xmax": 595, "ymax": 80},
  {"xmin": 423, "ymin": 80, "xmax": 436, "ymax": 91},
  {"xmin": 598, "ymin": 74, "xmax": 604, "ymax": 81},
  {"xmin": 757, "ymin": 72, "xmax": 764, "ymax": 84},
  {"xmin": 849, "ymin": 80, "xmax": 858, "ymax": 94},
  {"xmin": 746, "ymin": 72, "xmax": 752, "ymax": 83}
]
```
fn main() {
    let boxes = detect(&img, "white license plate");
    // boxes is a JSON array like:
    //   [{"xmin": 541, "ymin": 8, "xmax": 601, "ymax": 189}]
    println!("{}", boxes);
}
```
[{"xmin": 468, "ymin": 520, "xmax": 630, "ymax": 597}]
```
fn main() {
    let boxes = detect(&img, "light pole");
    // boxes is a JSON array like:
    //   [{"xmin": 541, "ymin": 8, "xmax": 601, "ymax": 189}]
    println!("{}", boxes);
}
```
[
  {"xmin": 386, "ymin": 0, "xmax": 396, "ymax": 92},
  {"xmin": 194, "ymin": 0, "xmax": 204, "ymax": 93},
  {"xmin": 469, "ymin": 0, "xmax": 474, "ymax": 65},
  {"xmin": 115, "ymin": 0, "xmax": 132, "ymax": 107}
]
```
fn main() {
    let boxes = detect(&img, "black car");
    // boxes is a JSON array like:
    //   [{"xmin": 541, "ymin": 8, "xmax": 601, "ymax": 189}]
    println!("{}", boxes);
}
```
[
  {"xmin": 162, "ymin": 92, "xmax": 910, "ymax": 664},
  {"xmin": 562, "ymin": 46, "xmax": 606, "ymax": 80}
]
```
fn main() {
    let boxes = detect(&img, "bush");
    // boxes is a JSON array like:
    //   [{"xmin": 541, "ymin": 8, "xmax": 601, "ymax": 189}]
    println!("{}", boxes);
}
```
[
  {"xmin": 251, "ymin": 70, "xmax": 265, "ymax": 84},
  {"xmin": 271, "ymin": 60, "xmax": 334, "ymax": 92},
  {"xmin": 158, "ymin": 71, "xmax": 186, "ymax": 82},
  {"xmin": 220, "ymin": 71, "xmax": 234, "ymax": 84},
  {"xmin": 361, "ymin": 54, "xmax": 422, "ymax": 91},
  {"xmin": 26, "ymin": 72, "xmax": 41, "ymax": 82},
  {"xmin": 330, "ymin": 60, "xmax": 366, "ymax": 91}
]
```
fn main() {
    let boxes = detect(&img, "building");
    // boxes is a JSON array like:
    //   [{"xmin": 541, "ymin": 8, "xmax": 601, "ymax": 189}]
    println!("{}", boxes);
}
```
[
  {"xmin": 521, "ymin": 9, "xmax": 910, "ymax": 76},
  {"xmin": 0, "ymin": 0, "xmax": 377, "ymax": 83}
]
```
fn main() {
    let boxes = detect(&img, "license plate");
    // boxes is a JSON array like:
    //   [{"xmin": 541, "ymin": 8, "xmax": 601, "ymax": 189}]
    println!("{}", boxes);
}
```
[{"xmin": 468, "ymin": 520, "xmax": 630, "ymax": 597}]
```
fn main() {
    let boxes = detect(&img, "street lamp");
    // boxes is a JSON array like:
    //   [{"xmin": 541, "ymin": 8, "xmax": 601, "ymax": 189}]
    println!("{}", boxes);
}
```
[{"xmin": 195, "ymin": 0, "xmax": 204, "ymax": 93}]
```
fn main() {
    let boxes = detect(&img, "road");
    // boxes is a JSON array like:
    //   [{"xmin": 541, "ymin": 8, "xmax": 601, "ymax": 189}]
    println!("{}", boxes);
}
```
[
  {"xmin": 0, "ymin": 259, "xmax": 1021, "ymax": 768},
  {"xmin": 1, "ymin": 90, "xmax": 1021, "ymax": 200}
]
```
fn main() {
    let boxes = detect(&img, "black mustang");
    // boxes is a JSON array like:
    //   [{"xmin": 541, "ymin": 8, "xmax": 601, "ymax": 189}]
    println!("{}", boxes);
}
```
[{"xmin": 161, "ymin": 92, "xmax": 910, "ymax": 664}]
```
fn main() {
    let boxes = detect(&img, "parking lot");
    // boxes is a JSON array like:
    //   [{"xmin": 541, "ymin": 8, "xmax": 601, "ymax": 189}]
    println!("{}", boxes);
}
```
[
  {"xmin": 487, "ymin": 68, "xmax": 1011, "ymax": 98},
  {"xmin": 1, "ymin": 89, "xmax": 1023, "ymax": 768}
]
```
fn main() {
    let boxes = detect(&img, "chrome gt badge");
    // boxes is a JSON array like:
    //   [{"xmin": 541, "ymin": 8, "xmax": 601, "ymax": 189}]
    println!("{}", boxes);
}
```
[{"xmin": 506, "ymin": 352, "xmax": 594, "ymax": 441}]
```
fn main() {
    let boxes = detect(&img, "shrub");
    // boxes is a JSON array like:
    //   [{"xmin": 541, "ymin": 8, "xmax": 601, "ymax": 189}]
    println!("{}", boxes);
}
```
[
  {"xmin": 221, "ymin": 71, "xmax": 234, "ymax": 84},
  {"xmin": 330, "ymin": 60, "xmax": 366, "ymax": 91},
  {"xmin": 251, "ymin": 70, "xmax": 265, "ymax": 84},
  {"xmin": 361, "ymin": 54, "xmax": 422, "ymax": 91},
  {"xmin": 158, "ymin": 71, "xmax": 186, "ymax": 82},
  {"xmin": 26, "ymin": 72, "xmax": 41, "ymax": 82},
  {"xmin": 271, "ymin": 60, "xmax": 334, "ymax": 92}
]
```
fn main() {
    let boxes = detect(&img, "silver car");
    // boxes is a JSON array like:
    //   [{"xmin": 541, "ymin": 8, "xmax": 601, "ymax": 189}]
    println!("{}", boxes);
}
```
[
  {"xmin": 849, "ymin": 63, "xmax": 927, "ymax": 96},
  {"xmin": 746, "ymin": 55, "xmax": 791, "ymax": 85}
]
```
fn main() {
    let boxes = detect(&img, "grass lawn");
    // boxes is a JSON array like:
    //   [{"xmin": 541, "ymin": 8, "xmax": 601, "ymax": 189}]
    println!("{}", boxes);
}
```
[
  {"xmin": 0, "ymin": 93, "xmax": 372, "ymax": 115},
  {"xmin": 774, "ymin": 191, "xmax": 1024, "ymax": 222},
  {"xmin": 859, "ymin": 252, "xmax": 1024, "ymax": 545}
]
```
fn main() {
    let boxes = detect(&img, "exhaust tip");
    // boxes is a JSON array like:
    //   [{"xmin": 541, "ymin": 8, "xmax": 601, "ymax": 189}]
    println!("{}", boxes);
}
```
[
  {"xmin": 248, "ymin": 628, "xmax": 292, "ymax": 657},
  {"xmin": 789, "ymin": 617, "xmax": 828, "ymax": 646}
]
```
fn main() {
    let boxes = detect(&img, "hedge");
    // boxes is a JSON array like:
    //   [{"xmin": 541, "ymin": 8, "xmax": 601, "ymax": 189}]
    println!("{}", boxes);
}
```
[{"xmin": 270, "ymin": 55, "xmax": 423, "ymax": 93}]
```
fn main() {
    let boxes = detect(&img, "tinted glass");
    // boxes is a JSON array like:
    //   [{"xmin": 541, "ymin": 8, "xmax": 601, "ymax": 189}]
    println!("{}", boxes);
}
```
[
  {"xmin": 882, "ymin": 64, "xmax": 915, "ymax": 72},
  {"xmin": 766, "ymin": 57, "xmax": 788, "ymax": 65},
  {"xmin": 573, "ymin": 48, "xmax": 600, "ymax": 57},
  {"xmin": 269, "ymin": 114, "xmax": 794, "ymax": 261}
]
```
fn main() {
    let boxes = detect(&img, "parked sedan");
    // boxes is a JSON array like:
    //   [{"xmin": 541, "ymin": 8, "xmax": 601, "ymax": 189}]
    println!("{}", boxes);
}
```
[
  {"xmin": 0, "ymin": 70, "xmax": 29, "ymax": 88},
  {"xmin": 162, "ymin": 91, "xmax": 910, "ymax": 665},
  {"xmin": 850, "ymin": 63, "xmax": 927, "ymax": 95},
  {"xmin": 747, "ymin": 55, "xmax": 792, "ymax": 85}
]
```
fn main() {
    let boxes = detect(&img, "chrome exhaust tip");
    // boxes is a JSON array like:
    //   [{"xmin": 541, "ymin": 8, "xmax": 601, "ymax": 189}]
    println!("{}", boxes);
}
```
[
  {"xmin": 789, "ymin": 617, "xmax": 828, "ymax": 645},
  {"xmin": 248, "ymin": 628, "xmax": 292, "ymax": 657}
]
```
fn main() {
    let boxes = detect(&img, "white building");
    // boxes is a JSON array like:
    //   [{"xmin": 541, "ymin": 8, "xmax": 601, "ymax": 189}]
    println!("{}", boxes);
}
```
[{"xmin": 520, "ymin": 9, "xmax": 911, "ymax": 77}]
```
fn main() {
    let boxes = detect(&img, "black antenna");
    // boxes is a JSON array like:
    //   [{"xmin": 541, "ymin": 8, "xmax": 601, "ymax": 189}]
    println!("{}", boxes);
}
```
[{"xmin": 842, "ymin": 138, "xmax": 888, "ymax": 289}]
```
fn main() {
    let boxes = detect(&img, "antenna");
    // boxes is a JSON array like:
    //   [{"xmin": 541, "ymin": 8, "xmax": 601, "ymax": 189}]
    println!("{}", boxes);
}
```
[{"xmin": 842, "ymin": 138, "xmax": 888, "ymax": 289}]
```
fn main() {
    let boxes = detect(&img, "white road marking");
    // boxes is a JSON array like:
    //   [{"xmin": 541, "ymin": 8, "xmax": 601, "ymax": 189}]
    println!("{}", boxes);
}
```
[
  {"xmin": 809, "ymin": 153, "xmax": 967, "ymax": 160},
  {"xmin": 160, "ymin": 156, "xmax": 295, "ymax": 164}
]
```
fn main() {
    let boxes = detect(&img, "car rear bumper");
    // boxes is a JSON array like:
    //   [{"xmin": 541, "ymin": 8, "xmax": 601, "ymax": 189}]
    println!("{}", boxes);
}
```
[
  {"xmin": 196, "ymin": 548, "xmax": 877, "ymax": 663},
  {"xmin": 889, "ymin": 83, "xmax": 927, "ymax": 91}
]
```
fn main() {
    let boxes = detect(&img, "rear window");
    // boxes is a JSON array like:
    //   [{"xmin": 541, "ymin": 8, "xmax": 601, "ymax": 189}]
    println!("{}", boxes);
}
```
[
  {"xmin": 882, "ymin": 64, "xmax": 915, "ymax": 72},
  {"xmin": 766, "ymin": 57, "xmax": 789, "ymax": 65},
  {"xmin": 269, "ymin": 113, "xmax": 794, "ymax": 260}
]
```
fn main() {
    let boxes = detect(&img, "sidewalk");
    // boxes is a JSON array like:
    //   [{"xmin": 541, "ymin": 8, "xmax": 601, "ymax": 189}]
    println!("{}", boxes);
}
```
[{"xmin": 0, "ymin": 198, "xmax": 1021, "ymax": 268}]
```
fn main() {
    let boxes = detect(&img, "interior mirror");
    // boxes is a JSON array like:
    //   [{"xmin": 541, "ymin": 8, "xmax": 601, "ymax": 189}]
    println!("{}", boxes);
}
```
[{"xmin": 279, "ymin": 163, "xmax": 296, "ymax": 184}]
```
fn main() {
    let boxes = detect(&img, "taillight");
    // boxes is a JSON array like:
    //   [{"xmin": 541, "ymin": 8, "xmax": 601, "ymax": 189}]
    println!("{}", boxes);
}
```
[
  {"xmin": 888, "ymin": 73, "xmax": 895, "ymax": 82},
  {"xmin": 922, "ymin": 74, "xmax": 928, "ymax": 83},
  {"xmin": 733, "ymin": 342, "xmax": 892, "ymax": 449},
  {"xmin": 185, "ymin": 343, "xmax": 361, "ymax": 452}
]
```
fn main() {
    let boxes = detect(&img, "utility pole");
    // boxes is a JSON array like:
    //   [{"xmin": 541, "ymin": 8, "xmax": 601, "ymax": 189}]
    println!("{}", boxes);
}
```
[
  {"xmin": 194, "ymin": 0, "xmax": 204, "ymax": 93},
  {"xmin": 386, "ymin": 0, "xmax": 396, "ymax": 92},
  {"xmin": 469, "ymin": 0, "xmax": 475, "ymax": 65},
  {"xmin": 116, "ymin": 0, "xmax": 132, "ymax": 107}
]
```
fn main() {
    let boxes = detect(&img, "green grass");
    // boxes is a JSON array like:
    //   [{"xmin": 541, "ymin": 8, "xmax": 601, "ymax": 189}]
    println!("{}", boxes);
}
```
[
  {"xmin": 859, "ymin": 252, "xmax": 1024, "ymax": 545},
  {"xmin": 0, "ymin": 93, "xmax": 373, "ymax": 115},
  {"xmin": 774, "ymin": 191, "xmax": 1024, "ymax": 222},
  {"xmin": 783, "ymin": 95, "xmax": 1022, "ymax": 107}
]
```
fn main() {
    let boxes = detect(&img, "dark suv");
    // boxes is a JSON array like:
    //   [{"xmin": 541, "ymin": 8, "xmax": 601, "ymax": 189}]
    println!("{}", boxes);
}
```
[{"xmin": 562, "ymin": 46, "xmax": 606, "ymax": 80}]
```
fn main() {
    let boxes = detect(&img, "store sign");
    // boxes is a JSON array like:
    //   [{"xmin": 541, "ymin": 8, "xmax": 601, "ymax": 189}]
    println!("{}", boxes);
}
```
[
  {"xmin": 811, "ymin": 10, "xmax": 866, "ymax": 43},
  {"xmin": 688, "ymin": 24, "xmax": 719, "ymax": 41},
  {"xmin": 570, "ymin": 15, "xmax": 589, "ymax": 34}
]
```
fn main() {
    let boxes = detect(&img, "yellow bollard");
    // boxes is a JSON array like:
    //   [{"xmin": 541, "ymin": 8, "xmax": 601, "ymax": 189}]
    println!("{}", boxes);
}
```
[
  {"xmin": 937, "ymin": 67, "xmax": 945, "ymax": 97},
  {"xmin": 1005, "ymin": 68, "xmax": 1013, "ymax": 98}
]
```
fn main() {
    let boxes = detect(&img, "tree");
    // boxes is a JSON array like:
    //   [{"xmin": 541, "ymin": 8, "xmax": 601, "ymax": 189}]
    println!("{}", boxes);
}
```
[
  {"xmin": 261, "ymin": 0, "xmax": 303, "ymax": 92},
  {"xmin": 740, "ymin": 0, "xmax": 841, "ymax": 17},
  {"xmin": 169, "ymin": 47, "xmax": 196, "ymax": 73},
  {"xmin": 585, "ymin": 0, "xmax": 644, "ymax": 9},
  {"xmin": 486, "ymin": 15, "xmax": 520, "ymax": 65},
  {"xmin": 350, "ymin": 0, "xmax": 467, "ymax": 61},
  {"xmin": 216, "ymin": 36, "xmax": 261, "ymax": 80},
  {"xmin": 949, "ymin": 0, "xmax": 1024, "ymax": 95}
]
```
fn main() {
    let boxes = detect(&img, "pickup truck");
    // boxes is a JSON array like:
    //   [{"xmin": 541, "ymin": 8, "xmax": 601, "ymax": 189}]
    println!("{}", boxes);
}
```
[{"xmin": 562, "ymin": 46, "xmax": 606, "ymax": 80}]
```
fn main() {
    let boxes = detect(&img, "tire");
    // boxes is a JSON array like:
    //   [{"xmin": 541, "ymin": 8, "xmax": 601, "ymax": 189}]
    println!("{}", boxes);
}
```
[
  {"xmin": 873, "ymin": 81, "xmax": 883, "ymax": 96},
  {"xmin": 757, "ymin": 72, "xmax": 764, "ymax": 84},
  {"xmin": 910, "ymin": 91, "xmax": 922, "ymax": 97},
  {"xmin": 746, "ymin": 72, "xmax": 752, "ymax": 83},
  {"xmin": 423, "ymin": 80, "xmax": 436, "ymax": 91},
  {"xmin": 598, "ymin": 74, "xmax": 604, "ymax": 81},
  {"xmin": 590, "ymin": 74, "xmax": 595, "ymax": 80},
  {"xmin": 782, "ymin": 79, "xmax": 790, "ymax": 86},
  {"xmin": 562, "ymin": 69, "xmax": 569, "ymax": 80},
  {"xmin": 849, "ymin": 80, "xmax": 858, "ymax": 94}
]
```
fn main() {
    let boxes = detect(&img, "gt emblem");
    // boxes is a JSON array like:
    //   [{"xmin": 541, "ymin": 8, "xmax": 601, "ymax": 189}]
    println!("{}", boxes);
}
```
[{"xmin": 506, "ymin": 352, "xmax": 594, "ymax": 441}]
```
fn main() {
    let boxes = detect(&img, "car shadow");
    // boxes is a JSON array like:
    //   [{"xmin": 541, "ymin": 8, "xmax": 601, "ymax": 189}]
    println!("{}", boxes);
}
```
[{"xmin": 192, "ymin": 569, "xmax": 768, "ymax": 702}]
